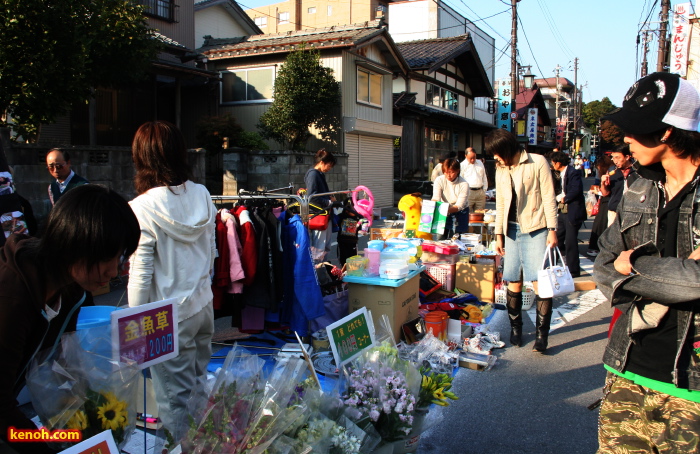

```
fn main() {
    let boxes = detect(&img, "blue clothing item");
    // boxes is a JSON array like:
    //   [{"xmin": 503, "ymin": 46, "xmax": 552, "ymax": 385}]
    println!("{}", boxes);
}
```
[
  {"xmin": 281, "ymin": 214, "xmax": 325, "ymax": 336},
  {"xmin": 502, "ymin": 223, "xmax": 548, "ymax": 282},
  {"xmin": 443, "ymin": 208, "xmax": 470, "ymax": 238}
]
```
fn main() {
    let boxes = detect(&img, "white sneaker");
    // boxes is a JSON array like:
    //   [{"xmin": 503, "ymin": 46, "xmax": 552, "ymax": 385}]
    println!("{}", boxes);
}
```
[
  {"xmin": 586, "ymin": 250, "xmax": 599, "ymax": 257},
  {"xmin": 465, "ymin": 335, "xmax": 493, "ymax": 355}
]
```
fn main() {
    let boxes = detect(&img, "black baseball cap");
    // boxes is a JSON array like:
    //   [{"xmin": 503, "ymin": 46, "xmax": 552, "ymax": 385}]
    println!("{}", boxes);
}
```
[{"xmin": 602, "ymin": 72, "xmax": 700, "ymax": 135}]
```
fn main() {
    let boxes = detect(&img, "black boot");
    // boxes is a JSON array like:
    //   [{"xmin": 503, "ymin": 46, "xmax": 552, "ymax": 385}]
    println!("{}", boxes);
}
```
[
  {"xmin": 533, "ymin": 297, "xmax": 553, "ymax": 353},
  {"xmin": 506, "ymin": 289, "xmax": 523, "ymax": 347}
]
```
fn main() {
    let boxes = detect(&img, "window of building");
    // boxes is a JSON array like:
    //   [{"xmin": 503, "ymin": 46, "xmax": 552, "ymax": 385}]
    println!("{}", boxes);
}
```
[
  {"xmin": 221, "ymin": 67, "xmax": 275, "ymax": 104},
  {"xmin": 327, "ymin": 5, "xmax": 332, "ymax": 16},
  {"xmin": 308, "ymin": 6, "xmax": 316, "ymax": 13},
  {"xmin": 254, "ymin": 16, "xmax": 267, "ymax": 27},
  {"xmin": 278, "ymin": 11, "xmax": 290, "ymax": 24},
  {"xmin": 426, "ymin": 83, "xmax": 458, "ymax": 112},
  {"xmin": 357, "ymin": 67, "xmax": 382, "ymax": 106},
  {"xmin": 139, "ymin": 0, "xmax": 175, "ymax": 21}
]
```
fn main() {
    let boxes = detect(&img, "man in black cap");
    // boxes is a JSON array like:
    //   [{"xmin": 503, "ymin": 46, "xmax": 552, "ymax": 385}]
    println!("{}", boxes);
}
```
[
  {"xmin": 594, "ymin": 72, "xmax": 700, "ymax": 452},
  {"xmin": 600, "ymin": 144, "xmax": 639, "ymax": 226}
]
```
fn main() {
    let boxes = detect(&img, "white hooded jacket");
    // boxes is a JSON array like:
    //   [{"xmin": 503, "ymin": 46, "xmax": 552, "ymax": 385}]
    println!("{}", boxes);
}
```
[{"xmin": 128, "ymin": 182, "xmax": 217, "ymax": 322}]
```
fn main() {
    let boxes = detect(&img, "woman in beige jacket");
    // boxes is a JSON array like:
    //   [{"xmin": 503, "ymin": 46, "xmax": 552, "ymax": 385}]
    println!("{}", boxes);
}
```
[{"xmin": 485, "ymin": 129, "xmax": 558, "ymax": 353}]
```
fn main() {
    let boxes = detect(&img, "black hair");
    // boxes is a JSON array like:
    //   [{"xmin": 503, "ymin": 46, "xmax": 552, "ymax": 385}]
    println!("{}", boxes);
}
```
[
  {"xmin": 38, "ymin": 184, "xmax": 141, "ymax": 285},
  {"xmin": 484, "ymin": 129, "xmax": 521, "ymax": 166},
  {"xmin": 314, "ymin": 148, "xmax": 337, "ymax": 166},
  {"xmin": 662, "ymin": 128, "xmax": 700, "ymax": 161},
  {"xmin": 610, "ymin": 143, "xmax": 632, "ymax": 157},
  {"xmin": 550, "ymin": 151, "xmax": 570, "ymax": 166},
  {"xmin": 47, "ymin": 148, "xmax": 70, "ymax": 162}
]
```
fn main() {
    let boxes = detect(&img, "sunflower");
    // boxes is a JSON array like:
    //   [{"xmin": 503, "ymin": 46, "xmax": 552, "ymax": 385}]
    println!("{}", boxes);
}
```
[
  {"xmin": 66, "ymin": 409, "xmax": 88, "ymax": 430},
  {"xmin": 96, "ymin": 392, "xmax": 128, "ymax": 431}
]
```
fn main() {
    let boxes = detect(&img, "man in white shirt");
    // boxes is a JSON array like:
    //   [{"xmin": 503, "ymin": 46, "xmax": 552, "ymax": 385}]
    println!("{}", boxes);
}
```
[{"xmin": 459, "ymin": 148, "xmax": 488, "ymax": 213}]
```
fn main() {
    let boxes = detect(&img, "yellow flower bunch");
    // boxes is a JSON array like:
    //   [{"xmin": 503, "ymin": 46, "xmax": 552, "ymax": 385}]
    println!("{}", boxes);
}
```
[
  {"xmin": 96, "ymin": 392, "xmax": 129, "ymax": 431},
  {"xmin": 418, "ymin": 372, "xmax": 458, "ymax": 407}
]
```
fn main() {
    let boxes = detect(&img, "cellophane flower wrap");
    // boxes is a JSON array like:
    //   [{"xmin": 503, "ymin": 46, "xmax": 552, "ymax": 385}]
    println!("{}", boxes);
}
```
[
  {"xmin": 341, "ymin": 341, "xmax": 421, "ymax": 442},
  {"xmin": 273, "ymin": 379, "xmax": 381, "ymax": 454},
  {"xmin": 175, "ymin": 345, "xmax": 310, "ymax": 454},
  {"xmin": 26, "ymin": 328, "xmax": 140, "ymax": 450}
]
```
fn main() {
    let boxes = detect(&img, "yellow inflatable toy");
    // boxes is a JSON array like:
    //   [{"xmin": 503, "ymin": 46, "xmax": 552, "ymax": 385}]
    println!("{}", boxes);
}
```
[{"xmin": 398, "ymin": 193, "xmax": 432, "ymax": 240}]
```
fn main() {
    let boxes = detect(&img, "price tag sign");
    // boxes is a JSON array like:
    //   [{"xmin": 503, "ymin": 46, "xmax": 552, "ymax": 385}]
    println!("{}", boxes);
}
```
[
  {"xmin": 326, "ymin": 307, "xmax": 375, "ymax": 366},
  {"xmin": 111, "ymin": 298, "xmax": 178, "ymax": 369},
  {"xmin": 58, "ymin": 430, "xmax": 119, "ymax": 454}
]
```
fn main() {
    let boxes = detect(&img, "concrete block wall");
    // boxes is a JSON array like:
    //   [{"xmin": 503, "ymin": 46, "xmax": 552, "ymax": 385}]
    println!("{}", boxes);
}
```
[
  {"xmin": 7, "ymin": 144, "xmax": 206, "ymax": 223},
  {"xmin": 223, "ymin": 149, "xmax": 349, "ymax": 196}
]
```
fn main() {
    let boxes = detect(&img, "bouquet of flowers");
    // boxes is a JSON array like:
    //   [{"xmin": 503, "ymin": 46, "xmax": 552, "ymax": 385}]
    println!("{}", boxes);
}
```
[
  {"xmin": 26, "ymin": 328, "xmax": 140, "ymax": 450},
  {"xmin": 174, "ymin": 345, "xmax": 310, "ymax": 454},
  {"xmin": 341, "ymin": 341, "xmax": 421, "ymax": 442},
  {"xmin": 417, "ymin": 364, "xmax": 458, "ymax": 408},
  {"xmin": 274, "ymin": 378, "xmax": 380, "ymax": 454}
]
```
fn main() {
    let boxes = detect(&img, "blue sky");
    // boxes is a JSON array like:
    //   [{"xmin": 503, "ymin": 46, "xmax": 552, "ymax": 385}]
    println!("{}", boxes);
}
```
[{"xmin": 237, "ymin": 0, "xmax": 695, "ymax": 107}]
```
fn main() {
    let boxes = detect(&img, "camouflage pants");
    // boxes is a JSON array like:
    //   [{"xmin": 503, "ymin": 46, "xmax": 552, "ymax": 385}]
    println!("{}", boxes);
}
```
[{"xmin": 598, "ymin": 372, "xmax": 700, "ymax": 453}]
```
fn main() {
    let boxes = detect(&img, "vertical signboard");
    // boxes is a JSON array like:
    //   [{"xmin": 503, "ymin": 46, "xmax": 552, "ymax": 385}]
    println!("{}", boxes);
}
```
[
  {"xmin": 527, "ymin": 108, "xmax": 538, "ymax": 146},
  {"xmin": 111, "ymin": 298, "xmax": 178, "ymax": 370},
  {"xmin": 327, "ymin": 307, "xmax": 375, "ymax": 366},
  {"xmin": 556, "ymin": 117, "xmax": 565, "ymax": 149},
  {"xmin": 496, "ymin": 79, "xmax": 512, "ymax": 131},
  {"xmin": 671, "ymin": 3, "xmax": 691, "ymax": 76}
]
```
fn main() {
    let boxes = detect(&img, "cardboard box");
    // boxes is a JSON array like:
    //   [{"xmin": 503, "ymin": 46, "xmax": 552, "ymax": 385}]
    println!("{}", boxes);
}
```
[
  {"xmin": 347, "ymin": 274, "xmax": 420, "ymax": 342},
  {"xmin": 455, "ymin": 261, "xmax": 496, "ymax": 302},
  {"xmin": 370, "ymin": 228, "xmax": 403, "ymax": 240}
]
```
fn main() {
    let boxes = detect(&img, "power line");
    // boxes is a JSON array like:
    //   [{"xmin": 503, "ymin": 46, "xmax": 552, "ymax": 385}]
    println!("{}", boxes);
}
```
[
  {"xmin": 638, "ymin": 0, "xmax": 660, "ymax": 34},
  {"xmin": 517, "ymin": 15, "xmax": 545, "ymax": 81},
  {"xmin": 535, "ymin": 0, "xmax": 575, "ymax": 59}
]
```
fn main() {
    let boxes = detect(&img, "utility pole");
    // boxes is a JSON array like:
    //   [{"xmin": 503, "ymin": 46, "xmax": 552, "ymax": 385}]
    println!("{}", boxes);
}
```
[
  {"xmin": 657, "ymin": 0, "xmax": 671, "ymax": 72},
  {"xmin": 510, "ymin": 0, "xmax": 519, "ymax": 132},
  {"xmin": 641, "ymin": 31, "xmax": 650, "ymax": 77}
]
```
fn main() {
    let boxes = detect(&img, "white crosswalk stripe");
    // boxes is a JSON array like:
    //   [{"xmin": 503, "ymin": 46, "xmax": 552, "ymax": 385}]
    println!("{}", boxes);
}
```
[{"xmin": 524, "ymin": 254, "xmax": 605, "ymax": 331}]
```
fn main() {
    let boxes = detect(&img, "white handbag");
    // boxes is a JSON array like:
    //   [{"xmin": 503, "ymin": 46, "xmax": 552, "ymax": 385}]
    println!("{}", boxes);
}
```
[{"xmin": 537, "ymin": 247, "xmax": 575, "ymax": 298}]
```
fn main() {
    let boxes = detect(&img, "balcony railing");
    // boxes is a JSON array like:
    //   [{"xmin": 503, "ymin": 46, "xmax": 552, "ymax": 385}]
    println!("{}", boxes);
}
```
[{"xmin": 140, "ymin": 0, "xmax": 178, "ymax": 22}]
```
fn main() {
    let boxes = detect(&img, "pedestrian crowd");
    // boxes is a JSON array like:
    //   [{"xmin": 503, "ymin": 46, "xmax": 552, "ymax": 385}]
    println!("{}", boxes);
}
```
[{"xmin": 3, "ymin": 71, "xmax": 700, "ymax": 454}]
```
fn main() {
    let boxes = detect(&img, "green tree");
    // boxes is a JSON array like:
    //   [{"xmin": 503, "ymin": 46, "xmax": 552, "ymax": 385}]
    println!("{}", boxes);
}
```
[
  {"xmin": 258, "ymin": 47, "xmax": 341, "ymax": 150},
  {"xmin": 582, "ymin": 97, "xmax": 617, "ymax": 133},
  {"xmin": 0, "ymin": 0, "xmax": 160, "ymax": 142},
  {"xmin": 599, "ymin": 120, "xmax": 624, "ymax": 150}
]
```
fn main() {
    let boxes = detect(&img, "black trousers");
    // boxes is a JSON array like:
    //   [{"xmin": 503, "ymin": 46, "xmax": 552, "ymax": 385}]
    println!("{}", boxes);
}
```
[{"xmin": 557, "ymin": 213, "xmax": 582, "ymax": 276}]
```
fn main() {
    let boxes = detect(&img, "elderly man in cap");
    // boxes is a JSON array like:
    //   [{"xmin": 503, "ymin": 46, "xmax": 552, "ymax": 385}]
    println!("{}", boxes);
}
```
[{"xmin": 594, "ymin": 72, "xmax": 700, "ymax": 452}]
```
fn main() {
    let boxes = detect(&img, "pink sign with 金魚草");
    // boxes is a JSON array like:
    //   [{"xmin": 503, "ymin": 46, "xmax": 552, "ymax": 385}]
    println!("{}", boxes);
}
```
[{"xmin": 110, "ymin": 298, "xmax": 178, "ymax": 370}]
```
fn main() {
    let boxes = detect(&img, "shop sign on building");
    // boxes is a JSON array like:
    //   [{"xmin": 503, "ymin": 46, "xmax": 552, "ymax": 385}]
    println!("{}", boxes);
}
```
[
  {"xmin": 496, "ymin": 79, "xmax": 512, "ymax": 131},
  {"xmin": 671, "ymin": 3, "xmax": 691, "ymax": 76},
  {"xmin": 527, "ymin": 108, "xmax": 538, "ymax": 146},
  {"xmin": 556, "ymin": 117, "xmax": 565, "ymax": 149},
  {"xmin": 111, "ymin": 298, "xmax": 179, "ymax": 370}
]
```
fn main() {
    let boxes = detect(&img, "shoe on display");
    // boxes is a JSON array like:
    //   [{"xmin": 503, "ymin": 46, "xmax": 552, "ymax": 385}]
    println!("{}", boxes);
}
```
[
  {"xmin": 465, "ymin": 334, "xmax": 494, "ymax": 355},
  {"xmin": 586, "ymin": 250, "xmax": 599, "ymax": 257}
]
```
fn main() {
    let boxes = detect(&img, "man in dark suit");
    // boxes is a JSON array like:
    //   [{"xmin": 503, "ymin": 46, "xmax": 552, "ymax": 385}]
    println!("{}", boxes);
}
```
[{"xmin": 550, "ymin": 151, "xmax": 587, "ymax": 277}]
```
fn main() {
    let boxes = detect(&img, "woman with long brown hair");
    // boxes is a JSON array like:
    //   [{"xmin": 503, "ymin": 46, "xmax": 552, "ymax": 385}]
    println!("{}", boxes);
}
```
[{"xmin": 127, "ymin": 120, "xmax": 217, "ymax": 441}]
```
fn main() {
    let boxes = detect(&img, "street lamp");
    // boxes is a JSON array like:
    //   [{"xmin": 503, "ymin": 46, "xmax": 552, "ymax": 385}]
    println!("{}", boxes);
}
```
[{"xmin": 523, "ymin": 69, "xmax": 535, "ymax": 90}]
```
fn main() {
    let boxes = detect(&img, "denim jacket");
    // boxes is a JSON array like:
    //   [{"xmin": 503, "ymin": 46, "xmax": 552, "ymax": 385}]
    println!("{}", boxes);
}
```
[{"xmin": 594, "ymin": 176, "xmax": 700, "ymax": 390}]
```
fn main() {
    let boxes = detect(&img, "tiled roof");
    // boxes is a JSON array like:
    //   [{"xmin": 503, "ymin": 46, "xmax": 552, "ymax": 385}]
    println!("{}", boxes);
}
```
[
  {"xmin": 396, "ymin": 35, "xmax": 471, "ymax": 69},
  {"xmin": 534, "ymin": 77, "xmax": 575, "ymax": 89},
  {"xmin": 200, "ymin": 20, "xmax": 385, "ymax": 57}
]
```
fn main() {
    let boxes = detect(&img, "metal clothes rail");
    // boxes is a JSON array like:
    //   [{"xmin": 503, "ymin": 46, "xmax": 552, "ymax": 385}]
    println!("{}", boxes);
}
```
[{"xmin": 211, "ymin": 186, "xmax": 366, "ymax": 226}]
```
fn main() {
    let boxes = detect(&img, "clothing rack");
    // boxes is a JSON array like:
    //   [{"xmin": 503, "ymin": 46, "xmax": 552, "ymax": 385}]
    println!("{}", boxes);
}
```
[{"xmin": 211, "ymin": 187, "xmax": 365, "ymax": 225}]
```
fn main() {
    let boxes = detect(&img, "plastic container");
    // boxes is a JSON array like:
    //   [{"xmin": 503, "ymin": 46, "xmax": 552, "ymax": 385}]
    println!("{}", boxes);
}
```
[
  {"xmin": 422, "ymin": 242, "xmax": 459, "ymax": 255},
  {"xmin": 346, "ymin": 256, "xmax": 369, "ymax": 276},
  {"xmin": 379, "ymin": 260, "xmax": 409, "ymax": 279},
  {"xmin": 367, "ymin": 240, "xmax": 386, "ymax": 251},
  {"xmin": 77, "ymin": 305, "xmax": 121, "ymax": 330},
  {"xmin": 380, "ymin": 249, "xmax": 411, "ymax": 264},
  {"xmin": 421, "ymin": 251, "xmax": 460, "ymax": 264},
  {"xmin": 424, "ymin": 263, "xmax": 455, "ymax": 291},
  {"xmin": 424, "ymin": 311, "xmax": 448, "ymax": 340},
  {"xmin": 365, "ymin": 248, "xmax": 381, "ymax": 276}
]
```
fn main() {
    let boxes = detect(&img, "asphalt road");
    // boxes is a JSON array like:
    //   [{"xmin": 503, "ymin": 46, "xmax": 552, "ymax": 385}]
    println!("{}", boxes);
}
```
[{"xmin": 417, "ymin": 174, "xmax": 609, "ymax": 454}]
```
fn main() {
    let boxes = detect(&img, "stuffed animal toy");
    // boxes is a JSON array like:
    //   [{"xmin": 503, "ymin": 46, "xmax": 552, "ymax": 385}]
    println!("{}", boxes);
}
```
[{"xmin": 398, "ymin": 193, "xmax": 432, "ymax": 240}]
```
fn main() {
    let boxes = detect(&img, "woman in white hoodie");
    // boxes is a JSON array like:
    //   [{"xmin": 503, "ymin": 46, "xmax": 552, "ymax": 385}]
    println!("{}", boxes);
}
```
[{"xmin": 127, "ymin": 121, "xmax": 217, "ymax": 441}]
